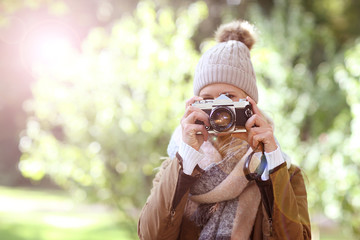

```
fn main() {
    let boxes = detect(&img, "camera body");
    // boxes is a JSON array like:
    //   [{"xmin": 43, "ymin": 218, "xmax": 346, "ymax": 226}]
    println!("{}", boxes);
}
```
[{"xmin": 192, "ymin": 94, "xmax": 253, "ymax": 134}]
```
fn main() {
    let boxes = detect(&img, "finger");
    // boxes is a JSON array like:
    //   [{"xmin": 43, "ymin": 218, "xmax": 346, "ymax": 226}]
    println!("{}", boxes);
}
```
[
  {"xmin": 182, "ymin": 106, "xmax": 210, "ymax": 125},
  {"xmin": 183, "ymin": 124, "xmax": 209, "ymax": 142},
  {"xmin": 246, "ymin": 128, "xmax": 255, "ymax": 149},
  {"xmin": 245, "ymin": 115, "xmax": 256, "ymax": 130},
  {"xmin": 183, "ymin": 105, "xmax": 205, "ymax": 118},
  {"xmin": 252, "ymin": 133, "xmax": 266, "ymax": 152},
  {"xmin": 252, "ymin": 131, "xmax": 275, "ymax": 151},
  {"xmin": 182, "ymin": 109, "xmax": 210, "ymax": 126},
  {"xmin": 248, "ymin": 126, "xmax": 271, "ymax": 135},
  {"xmin": 246, "ymin": 96, "xmax": 261, "ymax": 116},
  {"xmin": 182, "ymin": 123, "xmax": 204, "ymax": 136},
  {"xmin": 245, "ymin": 113, "xmax": 266, "ymax": 131},
  {"xmin": 196, "ymin": 124, "xmax": 209, "ymax": 141},
  {"xmin": 186, "ymin": 96, "xmax": 203, "ymax": 108},
  {"xmin": 247, "ymin": 127, "xmax": 265, "ymax": 150},
  {"xmin": 252, "ymin": 130, "xmax": 277, "ymax": 152}
]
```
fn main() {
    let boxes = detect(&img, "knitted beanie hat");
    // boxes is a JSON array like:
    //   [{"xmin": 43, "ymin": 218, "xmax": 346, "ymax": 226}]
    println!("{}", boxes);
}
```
[{"xmin": 193, "ymin": 20, "xmax": 258, "ymax": 103}]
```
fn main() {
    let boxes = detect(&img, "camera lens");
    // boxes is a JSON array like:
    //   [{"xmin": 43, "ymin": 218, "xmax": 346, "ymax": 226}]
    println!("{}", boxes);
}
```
[
  {"xmin": 210, "ymin": 106, "xmax": 235, "ymax": 132},
  {"xmin": 213, "ymin": 111, "xmax": 231, "ymax": 126}
]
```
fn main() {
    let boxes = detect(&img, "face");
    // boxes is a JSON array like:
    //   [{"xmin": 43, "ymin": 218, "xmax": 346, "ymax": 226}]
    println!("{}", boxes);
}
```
[
  {"xmin": 198, "ymin": 83, "xmax": 249, "ymax": 138},
  {"xmin": 199, "ymin": 83, "xmax": 248, "ymax": 101}
]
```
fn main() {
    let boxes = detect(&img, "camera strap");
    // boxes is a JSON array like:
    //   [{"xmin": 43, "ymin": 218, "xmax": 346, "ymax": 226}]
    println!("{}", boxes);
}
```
[{"xmin": 243, "ymin": 142, "xmax": 268, "ymax": 181}]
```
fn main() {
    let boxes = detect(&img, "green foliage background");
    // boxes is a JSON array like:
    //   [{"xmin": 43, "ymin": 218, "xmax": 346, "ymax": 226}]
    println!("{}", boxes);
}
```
[
  {"xmin": 12, "ymin": 0, "xmax": 360, "ymax": 238},
  {"xmin": 19, "ymin": 0, "xmax": 208, "ymax": 226}
]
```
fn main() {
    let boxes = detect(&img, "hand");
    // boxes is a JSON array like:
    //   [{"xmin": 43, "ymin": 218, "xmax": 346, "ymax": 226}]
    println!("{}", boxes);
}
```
[
  {"xmin": 180, "ymin": 96, "xmax": 210, "ymax": 151},
  {"xmin": 232, "ymin": 96, "xmax": 277, "ymax": 153}
]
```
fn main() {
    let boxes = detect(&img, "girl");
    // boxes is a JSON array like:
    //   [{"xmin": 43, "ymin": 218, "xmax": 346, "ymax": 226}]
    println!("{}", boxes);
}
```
[{"xmin": 138, "ymin": 20, "xmax": 311, "ymax": 240}]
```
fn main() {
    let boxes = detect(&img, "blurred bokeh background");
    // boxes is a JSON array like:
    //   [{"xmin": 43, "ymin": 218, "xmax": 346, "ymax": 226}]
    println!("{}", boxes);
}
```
[{"xmin": 0, "ymin": 0, "xmax": 359, "ymax": 239}]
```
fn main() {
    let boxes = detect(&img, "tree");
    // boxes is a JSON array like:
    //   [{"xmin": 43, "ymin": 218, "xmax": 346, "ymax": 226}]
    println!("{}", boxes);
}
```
[
  {"xmin": 245, "ymin": 0, "xmax": 360, "ymax": 238},
  {"xmin": 18, "ymin": 0, "xmax": 360, "ymax": 238},
  {"xmin": 19, "ymin": 0, "xmax": 208, "ymax": 231}
]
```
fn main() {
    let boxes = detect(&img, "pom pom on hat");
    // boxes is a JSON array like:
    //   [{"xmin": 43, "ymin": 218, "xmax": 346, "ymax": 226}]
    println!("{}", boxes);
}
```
[
  {"xmin": 193, "ymin": 20, "xmax": 259, "ymax": 102},
  {"xmin": 215, "ymin": 20, "xmax": 256, "ymax": 50}
]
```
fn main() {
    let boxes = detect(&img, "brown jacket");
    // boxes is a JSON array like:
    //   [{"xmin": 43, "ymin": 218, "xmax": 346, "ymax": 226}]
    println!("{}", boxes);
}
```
[{"xmin": 138, "ymin": 153, "xmax": 311, "ymax": 240}]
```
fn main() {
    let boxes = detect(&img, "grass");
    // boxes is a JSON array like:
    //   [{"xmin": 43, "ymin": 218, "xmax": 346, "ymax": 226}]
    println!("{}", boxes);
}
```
[
  {"xmin": 0, "ymin": 186, "xmax": 357, "ymax": 240},
  {"xmin": 0, "ymin": 186, "xmax": 137, "ymax": 240}
]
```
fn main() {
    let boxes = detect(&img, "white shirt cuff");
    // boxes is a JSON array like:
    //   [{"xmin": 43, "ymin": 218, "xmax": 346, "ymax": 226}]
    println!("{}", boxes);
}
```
[
  {"xmin": 178, "ymin": 140, "xmax": 204, "ymax": 175},
  {"xmin": 261, "ymin": 146, "xmax": 285, "ymax": 181}
]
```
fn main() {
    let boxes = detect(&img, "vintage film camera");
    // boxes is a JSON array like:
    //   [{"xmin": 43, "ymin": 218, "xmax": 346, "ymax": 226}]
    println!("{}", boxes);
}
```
[{"xmin": 192, "ymin": 94, "xmax": 253, "ymax": 134}]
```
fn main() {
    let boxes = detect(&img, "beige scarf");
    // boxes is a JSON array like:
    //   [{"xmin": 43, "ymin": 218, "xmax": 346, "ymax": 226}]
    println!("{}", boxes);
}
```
[{"xmin": 186, "ymin": 138, "xmax": 261, "ymax": 240}]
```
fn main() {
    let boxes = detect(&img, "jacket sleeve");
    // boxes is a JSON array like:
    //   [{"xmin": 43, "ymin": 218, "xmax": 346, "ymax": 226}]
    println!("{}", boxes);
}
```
[
  {"xmin": 255, "ymin": 163, "xmax": 311, "ymax": 240},
  {"xmin": 138, "ymin": 154, "xmax": 199, "ymax": 240}
]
